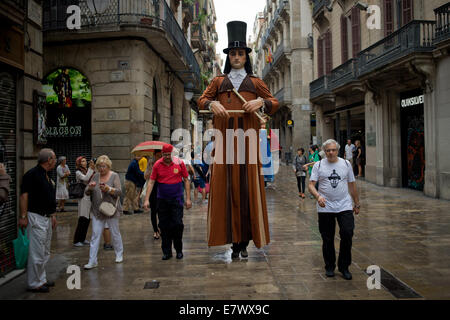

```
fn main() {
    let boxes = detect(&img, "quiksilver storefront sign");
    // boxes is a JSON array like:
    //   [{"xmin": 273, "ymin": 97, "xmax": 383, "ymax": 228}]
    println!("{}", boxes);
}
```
[{"xmin": 401, "ymin": 95, "xmax": 424, "ymax": 108}]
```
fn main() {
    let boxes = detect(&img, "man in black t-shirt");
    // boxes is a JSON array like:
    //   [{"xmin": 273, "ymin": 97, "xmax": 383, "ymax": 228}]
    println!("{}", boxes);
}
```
[{"xmin": 19, "ymin": 148, "xmax": 57, "ymax": 293}]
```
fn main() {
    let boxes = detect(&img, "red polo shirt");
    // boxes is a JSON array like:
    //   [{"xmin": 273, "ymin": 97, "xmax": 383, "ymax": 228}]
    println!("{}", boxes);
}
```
[{"xmin": 150, "ymin": 157, "xmax": 188, "ymax": 184}]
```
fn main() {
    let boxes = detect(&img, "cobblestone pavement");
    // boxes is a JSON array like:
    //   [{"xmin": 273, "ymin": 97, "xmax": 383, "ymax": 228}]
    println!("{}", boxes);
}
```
[{"xmin": 2, "ymin": 165, "xmax": 450, "ymax": 300}]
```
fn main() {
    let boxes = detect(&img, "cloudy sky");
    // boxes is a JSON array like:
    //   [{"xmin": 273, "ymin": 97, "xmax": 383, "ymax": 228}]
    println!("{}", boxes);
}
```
[{"xmin": 213, "ymin": 0, "xmax": 266, "ymax": 64}]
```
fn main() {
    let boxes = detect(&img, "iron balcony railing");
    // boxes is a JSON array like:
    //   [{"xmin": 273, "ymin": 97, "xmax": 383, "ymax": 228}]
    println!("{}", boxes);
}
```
[
  {"xmin": 312, "ymin": 0, "xmax": 330, "ymax": 18},
  {"xmin": 274, "ymin": 87, "xmax": 292, "ymax": 104},
  {"xmin": 275, "ymin": 88, "xmax": 284, "ymax": 103},
  {"xmin": 434, "ymin": 2, "xmax": 450, "ymax": 44},
  {"xmin": 43, "ymin": 0, "xmax": 200, "ymax": 90},
  {"xmin": 328, "ymin": 58, "xmax": 358, "ymax": 91},
  {"xmin": 357, "ymin": 20, "xmax": 435, "ymax": 77},
  {"xmin": 310, "ymin": 75, "xmax": 331, "ymax": 100},
  {"xmin": 262, "ymin": 43, "xmax": 285, "ymax": 79}
]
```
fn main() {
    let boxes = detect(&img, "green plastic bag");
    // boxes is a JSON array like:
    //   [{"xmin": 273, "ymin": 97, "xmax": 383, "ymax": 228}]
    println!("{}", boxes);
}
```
[{"xmin": 12, "ymin": 228, "xmax": 29, "ymax": 269}]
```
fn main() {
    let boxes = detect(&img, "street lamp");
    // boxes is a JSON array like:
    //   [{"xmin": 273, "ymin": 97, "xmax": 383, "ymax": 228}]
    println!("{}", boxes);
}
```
[{"xmin": 184, "ymin": 82, "xmax": 194, "ymax": 101}]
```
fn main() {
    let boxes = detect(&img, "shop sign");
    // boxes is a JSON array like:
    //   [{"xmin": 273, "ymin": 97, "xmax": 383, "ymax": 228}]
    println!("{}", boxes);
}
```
[{"xmin": 401, "ymin": 95, "xmax": 424, "ymax": 108}]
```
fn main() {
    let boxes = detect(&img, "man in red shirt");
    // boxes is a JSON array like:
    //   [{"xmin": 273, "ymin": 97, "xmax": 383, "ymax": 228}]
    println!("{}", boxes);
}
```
[{"xmin": 143, "ymin": 144, "xmax": 192, "ymax": 260}]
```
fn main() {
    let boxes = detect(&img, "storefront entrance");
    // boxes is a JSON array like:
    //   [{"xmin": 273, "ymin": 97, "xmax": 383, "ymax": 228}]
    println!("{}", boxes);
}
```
[
  {"xmin": 400, "ymin": 90, "xmax": 425, "ymax": 191},
  {"xmin": 42, "ymin": 68, "xmax": 92, "ymax": 182}
]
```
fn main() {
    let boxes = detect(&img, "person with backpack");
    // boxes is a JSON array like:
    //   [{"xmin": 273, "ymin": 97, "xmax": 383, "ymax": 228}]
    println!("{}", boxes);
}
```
[
  {"xmin": 308, "ymin": 139, "xmax": 360, "ymax": 281},
  {"xmin": 293, "ymin": 148, "xmax": 308, "ymax": 198}
]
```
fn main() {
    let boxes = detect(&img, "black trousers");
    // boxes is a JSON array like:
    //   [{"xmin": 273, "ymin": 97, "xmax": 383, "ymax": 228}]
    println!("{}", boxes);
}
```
[
  {"xmin": 150, "ymin": 203, "xmax": 159, "ymax": 233},
  {"xmin": 157, "ymin": 198, "xmax": 184, "ymax": 255},
  {"xmin": 296, "ymin": 176, "xmax": 306, "ymax": 193},
  {"xmin": 232, "ymin": 241, "xmax": 249, "ymax": 252},
  {"xmin": 73, "ymin": 216, "xmax": 90, "ymax": 244},
  {"xmin": 318, "ymin": 210, "xmax": 354, "ymax": 271}
]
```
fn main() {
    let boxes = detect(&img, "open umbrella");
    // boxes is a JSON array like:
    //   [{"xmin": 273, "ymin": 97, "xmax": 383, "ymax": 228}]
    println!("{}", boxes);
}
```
[{"xmin": 131, "ymin": 141, "xmax": 167, "ymax": 157}]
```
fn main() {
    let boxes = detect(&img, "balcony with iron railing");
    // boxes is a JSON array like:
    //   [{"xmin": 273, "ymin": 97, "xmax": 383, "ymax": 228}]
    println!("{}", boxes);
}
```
[
  {"xmin": 434, "ymin": 2, "xmax": 450, "ymax": 45},
  {"xmin": 274, "ymin": 86, "xmax": 292, "ymax": 105},
  {"xmin": 328, "ymin": 58, "xmax": 359, "ymax": 91},
  {"xmin": 43, "ymin": 0, "xmax": 200, "ymax": 91},
  {"xmin": 357, "ymin": 20, "xmax": 435, "ymax": 77},
  {"xmin": 310, "ymin": 75, "xmax": 331, "ymax": 100},
  {"xmin": 312, "ymin": 0, "xmax": 330, "ymax": 18},
  {"xmin": 262, "ymin": 43, "xmax": 288, "ymax": 79},
  {"xmin": 191, "ymin": 21, "xmax": 206, "ymax": 50},
  {"xmin": 182, "ymin": 1, "xmax": 194, "ymax": 24}
]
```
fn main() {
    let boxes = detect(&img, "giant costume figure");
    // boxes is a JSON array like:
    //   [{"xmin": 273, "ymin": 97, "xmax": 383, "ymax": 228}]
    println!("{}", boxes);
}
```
[{"xmin": 198, "ymin": 21, "xmax": 279, "ymax": 258}]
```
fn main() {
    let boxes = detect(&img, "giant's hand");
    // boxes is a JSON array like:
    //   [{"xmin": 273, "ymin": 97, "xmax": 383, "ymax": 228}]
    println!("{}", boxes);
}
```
[
  {"xmin": 210, "ymin": 101, "xmax": 229, "ymax": 118},
  {"xmin": 242, "ymin": 98, "xmax": 264, "ymax": 113}
]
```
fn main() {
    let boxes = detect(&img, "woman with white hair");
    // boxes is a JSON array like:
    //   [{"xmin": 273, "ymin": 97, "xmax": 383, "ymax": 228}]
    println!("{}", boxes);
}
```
[
  {"xmin": 84, "ymin": 155, "xmax": 124, "ymax": 269},
  {"xmin": 56, "ymin": 156, "xmax": 70, "ymax": 212}
]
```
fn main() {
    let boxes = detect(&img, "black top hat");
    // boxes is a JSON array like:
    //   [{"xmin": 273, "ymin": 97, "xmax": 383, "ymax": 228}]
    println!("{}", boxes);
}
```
[{"xmin": 223, "ymin": 21, "xmax": 252, "ymax": 54}]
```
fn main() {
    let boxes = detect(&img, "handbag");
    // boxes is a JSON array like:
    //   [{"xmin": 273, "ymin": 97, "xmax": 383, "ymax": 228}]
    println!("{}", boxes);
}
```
[
  {"xmin": 99, "ymin": 191, "xmax": 120, "ymax": 217},
  {"xmin": 69, "ymin": 181, "xmax": 85, "ymax": 199}
]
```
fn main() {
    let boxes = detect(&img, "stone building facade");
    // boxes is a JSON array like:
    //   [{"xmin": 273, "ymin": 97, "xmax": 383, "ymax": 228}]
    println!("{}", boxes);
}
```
[
  {"xmin": 309, "ymin": 0, "xmax": 450, "ymax": 199},
  {"xmin": 253, "ymin": 0, "xmax": 313, "ymax": 162}
]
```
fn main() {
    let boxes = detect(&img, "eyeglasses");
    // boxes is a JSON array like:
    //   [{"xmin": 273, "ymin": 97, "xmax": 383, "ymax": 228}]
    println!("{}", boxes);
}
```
[{"xmin": 325, "ymin": 149, "xmax": 338, "ymax": 152}]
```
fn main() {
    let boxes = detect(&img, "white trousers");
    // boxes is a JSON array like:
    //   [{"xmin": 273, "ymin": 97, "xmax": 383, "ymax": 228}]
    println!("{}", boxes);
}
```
[
  {"xmin": 88, "ymin": 215, "xmax": 123, "ymax": 264},
  {"xmin": 27, "ymin": 212, "xmax": 52, "ymax": 289}
]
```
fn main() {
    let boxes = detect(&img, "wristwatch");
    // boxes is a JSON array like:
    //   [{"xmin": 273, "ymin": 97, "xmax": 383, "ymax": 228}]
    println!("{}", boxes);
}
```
[
  {"xmin": 20, "ymin": 215, "xmax": 26, "ymax": 219},
  {"xmin": 354, "ymin": 204, "xmax": 361, "ymax": 209}
]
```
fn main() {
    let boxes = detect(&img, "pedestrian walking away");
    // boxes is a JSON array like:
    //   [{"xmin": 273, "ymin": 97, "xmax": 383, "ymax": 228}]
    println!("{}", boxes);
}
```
[
  {"xmin": 123, "ymin": 155, "xmax": 146, "ymax": 214},
  {"xmin": 197, "ymin": 21, "xmax": 279, "ymax": 259},
  {"xmin": 143, "ymin": 144, "xmax": 192, "ymax": 260},
  {"xmin": 84, "ymin": 155, "xmax": 124, "ymax": 269},
  {"xmin": 73, "ymin": 156, "xmax": 95, "ymax": 247},
  {"xmin": 308, "ymin": 139, "xmax": 360, "ymax": 280},
  {"xmin": 293, "ymin": 148, "xmax": 308, "ymax": 198},
  {"xmin": 19, "ymin": 148, "xmax": 58, "ymax": 293}
]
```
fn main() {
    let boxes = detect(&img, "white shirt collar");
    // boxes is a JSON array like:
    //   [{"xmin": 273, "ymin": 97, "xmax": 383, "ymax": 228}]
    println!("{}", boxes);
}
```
[{"xmin": 228, "ymin": 68, "xmax": 246, "ymax": 79}]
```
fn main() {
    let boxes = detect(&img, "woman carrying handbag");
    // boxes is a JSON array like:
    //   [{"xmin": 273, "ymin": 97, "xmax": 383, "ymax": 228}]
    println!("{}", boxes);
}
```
[{"xmin": 84, "ymin": 155, "xmax": 124, "ymax": 269}]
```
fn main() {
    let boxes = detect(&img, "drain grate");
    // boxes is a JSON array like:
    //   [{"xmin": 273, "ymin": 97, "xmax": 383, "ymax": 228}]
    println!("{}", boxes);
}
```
[
  {"xmin": 370, "ymin": 268, "xmax": 423, "ymax": 299},
  {"xmin": 144, "ymin": 280, "xmax": 160, "ymax": 289}
]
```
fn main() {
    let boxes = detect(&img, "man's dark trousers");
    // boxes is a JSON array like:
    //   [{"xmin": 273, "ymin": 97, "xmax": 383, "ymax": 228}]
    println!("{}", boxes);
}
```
[
  {"xmin": 157, "ymin": 198, "xmax": 184, "ymax": 255},
  {"xmin": 318, "ymin": 210, "xmax": 354, "ymax": 271}
]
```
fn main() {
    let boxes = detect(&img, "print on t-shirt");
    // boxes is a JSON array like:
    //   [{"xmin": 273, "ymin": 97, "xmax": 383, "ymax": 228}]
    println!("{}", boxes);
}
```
[{"xmin": 328, "ymin": 169, "xmax": 341, "ymax": 188}]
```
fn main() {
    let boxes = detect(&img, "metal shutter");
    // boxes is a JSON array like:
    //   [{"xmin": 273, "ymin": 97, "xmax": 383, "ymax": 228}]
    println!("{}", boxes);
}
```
[{"xmin": 0, "ymin": 70, "xmax": 17, "ymax": 276}]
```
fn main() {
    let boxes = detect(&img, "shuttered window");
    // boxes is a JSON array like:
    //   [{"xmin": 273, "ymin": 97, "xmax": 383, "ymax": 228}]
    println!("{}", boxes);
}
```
[
  {"xmin": 341, "ymin": 15, "xmax": 349, "ymax": 63},
  {"xmin": 402, "ymin": 0, "xmax": 413, "ymax": 26},
  {"xmin": 384, "ymin": 0, "xmax": 394, "ymax": 36},
  {"xmin": 351, "ymin": 7, "xmax": 361, "ymax": 58},
  {"xmin": 317, "ymin": 37, "xmax": 324, "ymax": 78},
  {"xmin": 325, "ymin": 30, "xmax": 332, "ymax": 74}
]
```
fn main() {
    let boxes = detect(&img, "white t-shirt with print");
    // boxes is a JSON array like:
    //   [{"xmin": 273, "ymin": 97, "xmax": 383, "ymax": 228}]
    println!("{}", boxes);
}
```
[
  {"xmin": 310, "ymin": 157, "xmax": 356, "ymax": 213},
  {"xmin": 345, "ymin": 144, "xmax": 355, "ymax": 160}
]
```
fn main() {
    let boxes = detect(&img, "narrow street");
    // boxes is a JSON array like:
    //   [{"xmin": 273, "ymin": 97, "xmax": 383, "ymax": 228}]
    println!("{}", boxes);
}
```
[{"xmin": 1, "ymin": 165, "xmax": 450, "ymax": 300}]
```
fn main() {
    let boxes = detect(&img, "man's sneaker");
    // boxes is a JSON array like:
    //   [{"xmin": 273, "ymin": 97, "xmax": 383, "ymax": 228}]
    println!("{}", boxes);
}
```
[
  {"xmin": 73, "ymin": 242, "xmax": 84, "ymax": 247},
  {"xmin": 115, "ymin": 256, "xmax": 123, "ymax": 263},
  {"xmin": 339, "ymin": 269, "xmax": 352, "ymax": 280},
  {"xmin": 231, "ymin": 251, "xmax": 240, "ymax": 259},
  {"xmin": 176, "ymin": 252, "xmax": 184, "ymax": 259},
  {"xmin": 240, "ymin": 249, "xmax": 248, "ymax": 258},
  {"xmin": 84, "ymin": 262, "xmax": 98, "ymax": 270},
  {"xmin": 162, "ymin": 253, "xmax": 173, "ymax": 260},
  {"xmin": 103, "ymin": 244, "xmax": 113, "ymax": 250},
  {"xmin": 325, "ymin": 269, "xmax": 335, "ymax": 277}
]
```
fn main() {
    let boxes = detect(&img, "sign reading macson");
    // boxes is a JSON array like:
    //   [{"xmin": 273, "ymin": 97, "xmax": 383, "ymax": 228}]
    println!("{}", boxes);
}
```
[{"xmin": 401, "ymin": 95, "xmax": 424, "ymax": 108}]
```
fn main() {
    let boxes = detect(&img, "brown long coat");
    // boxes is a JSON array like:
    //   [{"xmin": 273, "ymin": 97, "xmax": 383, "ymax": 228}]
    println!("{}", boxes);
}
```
[{"xmin": 197, "ymin": 74, "xmax": 279, "ymax": 248}]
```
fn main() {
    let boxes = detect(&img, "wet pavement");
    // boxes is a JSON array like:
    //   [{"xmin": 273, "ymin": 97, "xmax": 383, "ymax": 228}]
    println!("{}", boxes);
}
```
[{"xmin": 1, "ymin": 165, "xmax": 450, "ymax": 300}]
